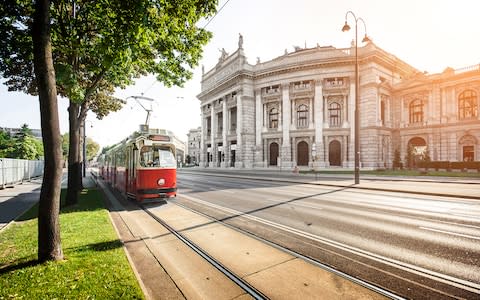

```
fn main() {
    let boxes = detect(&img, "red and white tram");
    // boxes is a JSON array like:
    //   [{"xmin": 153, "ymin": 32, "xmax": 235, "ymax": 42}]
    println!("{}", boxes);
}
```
[{"xmin": 99, "ymin": 128, "xmax": 177, "ymax": 201}]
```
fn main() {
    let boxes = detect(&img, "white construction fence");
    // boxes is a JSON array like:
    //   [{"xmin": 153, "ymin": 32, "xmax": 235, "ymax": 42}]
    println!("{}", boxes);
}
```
[{"xmin": 0, "ymin": 158, "xmax": 44, "ymax": 189}]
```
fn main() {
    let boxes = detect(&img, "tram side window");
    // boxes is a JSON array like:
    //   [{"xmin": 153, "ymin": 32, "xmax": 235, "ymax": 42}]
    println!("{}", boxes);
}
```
[{"xmin": 140, "ymin": 146, "xmax": 176, "ymax": 167}]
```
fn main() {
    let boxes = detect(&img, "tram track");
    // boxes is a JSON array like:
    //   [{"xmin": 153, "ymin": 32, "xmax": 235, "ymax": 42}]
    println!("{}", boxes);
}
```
[
  {"xmin": 96, "ymin": 173, "xmax": 479, "ymax": 299},
  {"xmin": 139, "ymin": 203, "xmax": 268, "ymax": 300},
  {"xmin": 171, "ymin": 193, "xmax": 480, "ymax": 299},
  {"xmin": 96, "ymin": 175, "xmax": 393, "ymax": 299},
  {"xmin": 139, "ymin": 199, "xmax": 405, "ymax": 299},
  {"xmin": 163, "ymin": 198, "xmax": 404, "ymax": 300}
]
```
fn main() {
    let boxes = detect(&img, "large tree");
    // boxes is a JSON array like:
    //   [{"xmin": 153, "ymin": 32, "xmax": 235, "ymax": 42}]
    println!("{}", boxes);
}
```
[
  {"xmin": 1, "ymin": 0, "xmax": 217, "ymax": 206},
  {"xmin": 0, "ymin": 0, "xmax": 66, "ymax": 261},
  {"xmin": 32, "ymin": 0, "xmax": 64, "ymax": 262}
]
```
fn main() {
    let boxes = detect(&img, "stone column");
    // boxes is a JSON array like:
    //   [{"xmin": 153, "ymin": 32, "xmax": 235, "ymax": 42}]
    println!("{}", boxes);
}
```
[
  {"xmin": 314, "ymin": 80, "xmax": 325, "ymax": 167},
  {"xmin": 291, "ymin": 99, "xmax": 296, "ymax": 130},
  {"xmin": 255, "ymin": 91, "xmax": 263, "ymax": 167},
  {"xmin": 281, "ymin": 83, "xmax": 292, "ymax": 168},
  {"xmin": 309, "ymin": 96, "xmax": 314, "ymax": 129},
  {"xmin": 200, "ymin": 107, "xmax": 206, "ymax": 167},
  {"xmin": 235, "ymin": 94, "xmax": 243, "ymax": 168},
  {"xmin": 221, "ymin": 99, "xmax": 228, "ymax": 168},
  {"xmin": 210, "ymin": 105, "xmax": 215, "ymax": 167}
]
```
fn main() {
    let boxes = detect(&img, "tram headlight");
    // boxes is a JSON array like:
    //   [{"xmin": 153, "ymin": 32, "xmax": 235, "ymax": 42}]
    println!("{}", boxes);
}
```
[{"xmin": 157, "ymin": 178, "xmax": 165, "ymax": 186}]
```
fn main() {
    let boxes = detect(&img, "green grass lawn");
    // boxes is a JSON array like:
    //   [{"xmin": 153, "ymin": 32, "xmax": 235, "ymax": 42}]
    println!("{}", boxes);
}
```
[{"xmin": 0, "ymin": 188, "xmax": 144, "ymax": 299}]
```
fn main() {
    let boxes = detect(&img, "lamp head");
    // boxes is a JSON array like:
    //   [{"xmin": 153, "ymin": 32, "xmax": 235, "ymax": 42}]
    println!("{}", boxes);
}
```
[
  {"xmin": 362, "ymin": 35, "xmax": 371, "ymax": 43},
  {"xmin": 342, "ymin": 21, "xmax": 351, "ymax": 32}
]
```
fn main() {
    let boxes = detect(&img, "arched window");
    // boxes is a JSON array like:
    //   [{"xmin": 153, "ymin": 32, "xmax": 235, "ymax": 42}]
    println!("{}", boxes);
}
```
[
  {"xmin": 328, "ymin": 102, "xmax": 341, "ymax": 127},
  {"xmin": 297, "ymin": 104, "xmax": 308, "ymax": 128},
  {"xmin": 269, "ymin": 107, "xmax": 279, "ymax": 129},
  {"xmin": 409, "ymin": 99, "xmax": 423, "ymax": 123},
  {"xmin": 458, "ymin": 90, "xmax": 478, "ymax": 119}
]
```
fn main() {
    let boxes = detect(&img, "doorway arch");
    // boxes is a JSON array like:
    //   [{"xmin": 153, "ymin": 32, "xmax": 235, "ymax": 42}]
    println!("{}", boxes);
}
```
[
  {"xmin": 297, "ymin": 141, "xmax": 309, "ymax": 166},
  {"xmin": 329, "ymin": 140, "xmax": 341, "ymax": 166},
  {"xmin": 269, "ymin": 142, "xmax": 279, "ymax": 166}
]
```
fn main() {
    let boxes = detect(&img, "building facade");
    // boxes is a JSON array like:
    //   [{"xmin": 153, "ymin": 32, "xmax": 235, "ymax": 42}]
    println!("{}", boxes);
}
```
[
  {"xmin": 187, "ymin": 127, "xmax": 201, "ymax": 165},
  {"xmin": 197, "ymin": 37, "xmax": 480, "ymax": 169}
]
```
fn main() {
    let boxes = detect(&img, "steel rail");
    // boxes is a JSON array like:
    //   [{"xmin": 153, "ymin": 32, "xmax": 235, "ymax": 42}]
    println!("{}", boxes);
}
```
[
  {"xmin": 140, "ymin": 204, "xmax": 268, "ymax": 300},
  {"xmin": 175, "ymin": 193, "xmax": 480, "ymax": 298},
  {"xmin": 171, "ymin": 197, "xmax": 406, "ymax": 300}
]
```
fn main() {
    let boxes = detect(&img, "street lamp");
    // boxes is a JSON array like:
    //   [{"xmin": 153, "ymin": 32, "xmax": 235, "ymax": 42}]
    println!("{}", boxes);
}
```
[
  {"xmin": 82, "ymin": 120, "xmax": 93, "ymax": 178},
  {"xmin": 342, "ymin": 11, "xmax": 371, "ymax": 184}
]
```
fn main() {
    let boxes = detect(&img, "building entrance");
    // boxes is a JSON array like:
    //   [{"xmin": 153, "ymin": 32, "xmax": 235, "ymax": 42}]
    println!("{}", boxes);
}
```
[
  {"xmin": 297, "ymin": 141, "xmax": 309, "ymax": 166},
  {"xmin": 329, "ymin": 140, "xmax": 341, "ymax": 166},
  {"xmin": 269, "ymin": 142, "xmax": 279, "ymax": 166}
]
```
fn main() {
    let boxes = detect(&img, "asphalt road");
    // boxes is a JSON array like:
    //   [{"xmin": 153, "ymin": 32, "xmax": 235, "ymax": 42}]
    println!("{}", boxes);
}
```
[{"xmin": 174, "ymin": 171, "xmax": 480, "ymax": 299}]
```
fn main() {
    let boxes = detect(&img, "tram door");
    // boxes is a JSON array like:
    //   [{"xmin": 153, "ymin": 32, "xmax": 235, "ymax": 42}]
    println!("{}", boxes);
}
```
[{"xmin": 127, "ymin": 144, "xmax": 137, "ymax": 195}]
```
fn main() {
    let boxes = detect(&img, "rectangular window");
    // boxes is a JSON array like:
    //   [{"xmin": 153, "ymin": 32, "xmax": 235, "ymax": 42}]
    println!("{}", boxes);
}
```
[
  {"xmin": 217, "ymin": 112, "xmax": 223, "ymax": 135},
  {"xmin": 206, "ymin": 117, "xmax": 211, "ymax": 136},
  {"xmin": 230, "ymin": 107, "xmax": 237, "ymax": 132}
]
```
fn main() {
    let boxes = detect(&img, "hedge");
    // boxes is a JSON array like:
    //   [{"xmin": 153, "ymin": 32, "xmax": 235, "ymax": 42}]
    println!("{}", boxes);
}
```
[{"xmin": 416, "ymin": 160, "xmax": 480, "ymax": 171}]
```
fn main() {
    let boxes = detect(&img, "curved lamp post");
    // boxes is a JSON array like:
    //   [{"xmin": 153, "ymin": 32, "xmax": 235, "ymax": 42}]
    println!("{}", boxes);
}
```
[
  {"xmin": 82, "ymin": 120, "xmax": 93, "ymax": 178},
  {"xmin": 342, "ymin": 11, "xmax": 371, "ymax": 184}
]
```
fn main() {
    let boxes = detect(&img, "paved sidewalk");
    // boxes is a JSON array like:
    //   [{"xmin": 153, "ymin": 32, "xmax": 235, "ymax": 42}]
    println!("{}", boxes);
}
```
[
  {"xmin": 0, "ymin": 175, "xmax": 95, "ymax": 232},
  {"xmin": 0, "ymin": 178, "xmax": 42, "ymax": 232}
]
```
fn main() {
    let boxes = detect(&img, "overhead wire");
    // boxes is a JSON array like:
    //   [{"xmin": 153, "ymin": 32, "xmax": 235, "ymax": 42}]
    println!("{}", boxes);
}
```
[{"xmin": 202, "ymin": 0, "xmax": 232, "ymax": 29}]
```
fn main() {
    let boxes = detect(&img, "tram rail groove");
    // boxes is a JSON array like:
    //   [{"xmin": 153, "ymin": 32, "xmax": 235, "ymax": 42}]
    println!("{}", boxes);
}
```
[
  {"xmin": 169, "ymin": 198, "xmax": 405, "ymax": 300},
  {"xmin": 139, "ymin": 203, "xmax": 268, "ymax": 300},
  {"xmin": 174, "ymin": 193, "xmax": 480, "ymax": 299},
  {"xmin": 95, "ymin": 174, "xmax": 267, "ymax": 299}
]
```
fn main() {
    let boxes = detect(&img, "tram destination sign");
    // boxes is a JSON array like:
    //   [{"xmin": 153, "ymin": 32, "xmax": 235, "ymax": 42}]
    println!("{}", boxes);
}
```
[{"xmin": 149, "ymin": 135, "xmax": 171, "ymax": 142}]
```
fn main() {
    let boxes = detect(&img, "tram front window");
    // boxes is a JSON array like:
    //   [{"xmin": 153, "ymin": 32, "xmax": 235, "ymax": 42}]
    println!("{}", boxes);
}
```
[{"xmin": 140, "ymin": 146, "xmax": 176, "ymax": 168}]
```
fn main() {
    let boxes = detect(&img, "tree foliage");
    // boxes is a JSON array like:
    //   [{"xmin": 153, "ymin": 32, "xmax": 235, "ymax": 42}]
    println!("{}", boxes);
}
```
[
  {"xmin": 1, "ymin": 0, "xmax": 217, "ymax": 109},
  {"xmin": 62, "ymin": 132, "xmax": 100, "ymax": 161},
  {"xmin": 0, "ymin": 130, "xmax": 15, "ymax": 157},
  {"xmin": 0, "ymin": 124, "xmax": 43, "ymax": 159},
  {"xmin": 2, "ymin": 0, "xmax": 217, "ymax": 205},
  {"xmin": 86, "ymin": 137, "xmax": 99, "ymax": 161},
  {"xmin": 392, "ymin": 148, "xmax": 402, "ymax": 170}
]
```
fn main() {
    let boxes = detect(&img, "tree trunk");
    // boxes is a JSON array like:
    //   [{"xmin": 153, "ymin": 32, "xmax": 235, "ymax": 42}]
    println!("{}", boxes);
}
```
[
  {"xmin": 32, "ymin": 0, "xmax": 64, "ymax": 262},
  {"xmin": 65, "ymin": 102, "xmax": 82, "ymax": 206}
]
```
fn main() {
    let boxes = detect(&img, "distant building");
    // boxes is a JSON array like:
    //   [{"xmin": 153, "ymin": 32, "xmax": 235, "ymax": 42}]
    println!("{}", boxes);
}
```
[
  {"xmin": 0, "ymin": 126, "xmax": 42, "ymax": 140},
  {"xmin": 197, "ymin": 36, "xmax": 480, "ymax": 169},
  {"xmin": 170, "ymin": 133, "xmax": 186, "ymax": 165},
  {"xmin": 187, "ymin": 127, "xmax": 201, "ymax": 165}
]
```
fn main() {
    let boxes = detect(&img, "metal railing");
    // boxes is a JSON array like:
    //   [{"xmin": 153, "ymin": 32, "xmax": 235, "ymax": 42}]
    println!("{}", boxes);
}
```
[{"xmin": 0, "ymin": 158, "xmax": 44, "ymax": 189}]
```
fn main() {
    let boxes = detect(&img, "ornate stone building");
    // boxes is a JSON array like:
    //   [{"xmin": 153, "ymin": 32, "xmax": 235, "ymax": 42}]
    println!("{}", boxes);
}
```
[
  {"xmin": 197, "ymin": 36, "xmax": 480, "ymax": 169},
  {"xmin": 187, "ymin": 127, "xmax": 201, "ymax": 165}
]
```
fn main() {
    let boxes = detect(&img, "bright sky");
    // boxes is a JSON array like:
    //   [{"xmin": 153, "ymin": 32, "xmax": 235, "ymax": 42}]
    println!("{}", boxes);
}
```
[{"xmin": 1, "ymin": 0, "xmax": 479, "ymax": 149}]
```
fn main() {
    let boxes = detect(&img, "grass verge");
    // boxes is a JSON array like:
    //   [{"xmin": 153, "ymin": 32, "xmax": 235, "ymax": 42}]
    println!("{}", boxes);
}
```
[{"xmin": 0, "ymin": 188, "xmax": 144, "ymax": 299}]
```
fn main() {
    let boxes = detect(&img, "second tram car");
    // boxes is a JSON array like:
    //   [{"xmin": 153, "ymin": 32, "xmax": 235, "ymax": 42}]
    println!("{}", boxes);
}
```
[{"xmin": 99, "ymin": 128, "xmax": 177, "ymax": 201}]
